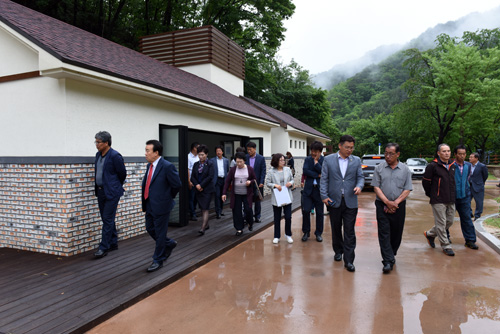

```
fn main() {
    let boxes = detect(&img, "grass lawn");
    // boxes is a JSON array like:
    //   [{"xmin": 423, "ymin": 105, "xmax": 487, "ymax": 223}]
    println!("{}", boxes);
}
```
[
  {"xmin": 487, "ymin": 172, "xmax": 498, "ymax": 180},
  {"xmin": 485, "ymin": 216, "xmax": 500, "ymax": 229}
]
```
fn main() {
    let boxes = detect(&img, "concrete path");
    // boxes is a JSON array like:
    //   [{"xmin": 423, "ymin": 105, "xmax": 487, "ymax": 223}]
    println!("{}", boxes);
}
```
[{"xmin": 89, "ymin": 181, "xmax": 500, "ymax": 334}]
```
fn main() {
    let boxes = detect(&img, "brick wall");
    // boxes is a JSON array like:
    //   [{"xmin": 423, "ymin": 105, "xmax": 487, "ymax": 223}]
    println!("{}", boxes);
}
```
[
  {"xmin": 0, "ymin": 161, "xmax": 145, "ymax": 256},
  {"xmin": 0, "ymin": 157, "xmax": 306, "ymax": 256}
]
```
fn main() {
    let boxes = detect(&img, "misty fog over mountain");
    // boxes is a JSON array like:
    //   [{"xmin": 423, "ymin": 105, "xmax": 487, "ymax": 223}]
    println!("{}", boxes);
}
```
[{"xmin": 312, "ymin": 6, "xmax": 500, "ymax": 90}]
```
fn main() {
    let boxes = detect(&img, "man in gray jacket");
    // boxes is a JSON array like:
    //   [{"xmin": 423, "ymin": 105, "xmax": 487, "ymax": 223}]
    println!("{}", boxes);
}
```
[{"xmin": 320, "ymin": 135, "xmax": 364, "ymax": 272}]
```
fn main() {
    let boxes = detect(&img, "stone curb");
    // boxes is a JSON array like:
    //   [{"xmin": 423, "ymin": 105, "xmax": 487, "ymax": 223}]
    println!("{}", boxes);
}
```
[{"xmin": 474, "ymin": 213, "xmax": 500, "ymax": 255}]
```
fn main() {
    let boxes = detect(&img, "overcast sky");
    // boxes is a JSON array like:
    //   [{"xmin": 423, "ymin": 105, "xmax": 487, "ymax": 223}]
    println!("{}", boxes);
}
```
[{"xmin": 278, "ymin": 0, "xmax": 500, "ymax": 74}]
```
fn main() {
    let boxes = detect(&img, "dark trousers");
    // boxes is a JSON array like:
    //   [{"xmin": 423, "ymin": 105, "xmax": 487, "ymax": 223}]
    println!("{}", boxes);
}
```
[
  {"xmin": 375, "ymin": 200, "xmax": 406, "ymax": 265},
  {"xmin": 189, "ymin": 187, "xmax": 198, "ymax": 217},
  {"xmin": 145, "ymin": 200, "xmax": 176, "ymax": 263},
  {"xmin": 253, "ymin": 187, "xmax": 263, "ymax": 219},
  {"xmin": 471, "ymin": 190, "xmax": 484, "ymax": 219},
  {"xmin": 233, "ymin": 194, "xmax": 253, "ymax": 231},
  {"xmin": 97, "ymin": 188, "xmax": 120, "ymax": 251},
  {"xmin": 214, "ymin": 177, "xmax": 225, "ymax": 215},
  {"xmin": 456, "ymin": 196, "xmax": 476, "ymax": 242},
  {"xmin": 302, "ymin": 186, "xmax": 324, "ymax": 236},
  {"xmin": 329, "ymin": 197, "xmax": 357, "ymax": 264},
  {"xmin": 273, "ymin": 204, "xmax": 292, "ymax": 238}
]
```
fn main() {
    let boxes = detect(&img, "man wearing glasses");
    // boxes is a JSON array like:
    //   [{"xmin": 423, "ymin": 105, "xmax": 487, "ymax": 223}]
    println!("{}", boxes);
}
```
[
  {"xmin": 93, "ymin": 131, "xmax": 127, "ymax": 259},
  {"xmin": 371, "ymin": 143, "xmax": 412, "ymax": 273},
  {"xmin": 320, "ymin": 135, "xmax": 364, "ymax": 272}
]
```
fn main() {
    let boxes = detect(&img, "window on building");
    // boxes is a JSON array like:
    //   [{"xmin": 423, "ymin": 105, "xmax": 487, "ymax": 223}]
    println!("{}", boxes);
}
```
[
  {"xmin": 290, "ymin": 140, "xmax": 293, "ymax": 148},
  {"xmin": 295, "ymin": 140, "xmax": 297, "ymax": 149}
]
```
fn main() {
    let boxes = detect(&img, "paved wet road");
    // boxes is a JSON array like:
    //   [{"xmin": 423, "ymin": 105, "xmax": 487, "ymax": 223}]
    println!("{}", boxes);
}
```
[{"xmin": 89, "ymin": 181, "xmax": 500, "ymax": 334}]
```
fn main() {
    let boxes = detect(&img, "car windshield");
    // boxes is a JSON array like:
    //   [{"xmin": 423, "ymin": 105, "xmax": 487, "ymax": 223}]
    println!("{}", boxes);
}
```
[{"xmin": 407, "ymin": 159, "xmax": 426, "ymax": 166}]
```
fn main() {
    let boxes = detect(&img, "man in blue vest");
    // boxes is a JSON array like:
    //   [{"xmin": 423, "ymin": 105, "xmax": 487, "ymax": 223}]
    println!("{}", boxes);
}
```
[{"xmin": 453, "ymin": 145, "xmax": 478, "ymax": 250}]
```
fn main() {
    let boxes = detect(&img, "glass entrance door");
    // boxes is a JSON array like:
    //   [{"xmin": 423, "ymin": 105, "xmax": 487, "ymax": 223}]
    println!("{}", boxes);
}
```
[{"xmin": 159, "ymin": 125, "xmax": 188, "ymax": 226}]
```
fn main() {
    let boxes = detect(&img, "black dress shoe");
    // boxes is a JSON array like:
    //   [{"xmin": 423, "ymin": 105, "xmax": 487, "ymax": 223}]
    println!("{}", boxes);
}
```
[
  {"xmin": 220, "ymin": 213, "xmax": 225, "ymax": 216},
  {"xmin": 198, "ymin": 230, "xmax": 205, "ymax": 236},
  {"xmin": 109, "ymin": 244, "xmax": 118, "ymax": 251},
  {"xmin": 94, "ymin": 249, "xmax": 108, "ymax": 258},
  {"xmin": 254, "ymin": 218, "xmax": 261, "ymax": 223},
  {"xmin": 235, "ymin": 230, "xmax": 243, "ymax": 236},
  {"xmin": 465, "ymin": 241, "xmax": 479, "ymax": 250},
  {"xmin": 301, "ymin": 232, "xmax": 309, "ymax": 242},
  {"xmin": 248, "ymin": 223, "xmax": 253, "ymax": 231},
  {"xmin": 383, "ymin": 263, "xmax": 392, "ymax": 274},
  {"xmin": 424, "ymin": 231, "xmax": 436, "ymax": 248},
  {"xmin": 147, "ymin": 261, "xmax": 163, "ymax": 272},
  {"xmin": 443, "ymin": 248, "xmax": 455, "ymax": 256},
  {"xmin": 316, "ymin": 235, "xmax": 323, "ymax": 242},
  {"xmin": 345, "ymin": 263, "xmax": 355, "ymax": 272},
  {"xmin": 164, "ymin": 241, "xmax": 177, "ymax": 260},
  {"xmin": 216, "ymin": 215, "xmax": 221, "ymax": 219},
  {"xmin": 334, "ymin": 253, "xmax": 342, "ymax": 262}
]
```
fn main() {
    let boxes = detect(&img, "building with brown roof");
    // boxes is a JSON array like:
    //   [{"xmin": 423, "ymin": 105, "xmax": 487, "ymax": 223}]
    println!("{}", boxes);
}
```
[{"xmin": 0, "ymin": 0, "xmax": 329, "ymax": 255}]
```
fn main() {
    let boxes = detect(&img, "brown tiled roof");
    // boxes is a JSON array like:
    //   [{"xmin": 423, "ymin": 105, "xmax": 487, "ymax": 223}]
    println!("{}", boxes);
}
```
[
  {"xmin": 241, "ymin": 97, "xmax": 330, "ymax": 139},
  {"xmin": 0, "ymin": 0, "xmax": 277, "ymax": 123}
]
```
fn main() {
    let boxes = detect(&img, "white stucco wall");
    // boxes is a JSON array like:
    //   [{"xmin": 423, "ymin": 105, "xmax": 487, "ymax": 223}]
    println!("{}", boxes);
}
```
[
  {"xmin": 1, "ymin": 77, "xmax": 68, "ymax": 156},
  {"xmin": 0, "ymin": 76, "xmax": 274, "ymax": 157},
  {"xmin": 287, "ymin": 133, "xmax": 308, "ymax": 157},
  {"xmin": 178, "ymin": 63, "xmax": 244, "ymax": 97},
  {"xmin": 270, "ymin": 127, "xmax": 289, "ymax": 155},
  {"xmin": 0, "ymin": 25, "xmax": 39, "ymax": 76}
]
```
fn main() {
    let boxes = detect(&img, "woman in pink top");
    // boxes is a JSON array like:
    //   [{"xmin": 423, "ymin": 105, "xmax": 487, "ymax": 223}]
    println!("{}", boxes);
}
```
[{"xmin": 222, "ymin": 152, "xmax": 256, "ymax": 236}]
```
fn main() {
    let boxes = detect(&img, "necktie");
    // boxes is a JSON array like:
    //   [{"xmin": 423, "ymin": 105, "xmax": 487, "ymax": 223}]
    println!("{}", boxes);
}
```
[{"xmin": 144, "ymin": 164, "xmax": 153, "ymax": 199}]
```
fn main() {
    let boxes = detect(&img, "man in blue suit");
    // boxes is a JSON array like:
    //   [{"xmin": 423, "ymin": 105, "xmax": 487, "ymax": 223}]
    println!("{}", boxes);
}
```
[
  {"xmin": 142, "ymin": 140, "xmax": 182, "ymax": 272},
  {"xmin": 93, "ymin": 131, "xmax": 127, "ymax": 259},
  {"xmin": 320, "ymin": 135, "xmax": 364, "ymax": 272},
  {"xmin": 246, "ymin": 141, "xmax": 267, "ymax": 223},
  {"xmin": 211, "ymin": 145, "xmax": 229, "ymax": 219},
  {"xmin": 301, "ymin": 141, "xmax": 325, "ymax": 242},
  {"xmin": 469, "ymin": 152, "xmax": 488, "ymax": 220}
]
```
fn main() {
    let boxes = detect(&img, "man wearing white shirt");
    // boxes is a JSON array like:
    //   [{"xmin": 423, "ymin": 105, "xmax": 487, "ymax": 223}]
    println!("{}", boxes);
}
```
[
  {"xmin": 210, "ymin": 146, "xmax": 229, "ymax": 219},
  {"xmin": 320, "ymin": 135, "xmax": 364, "ymax": 272}
]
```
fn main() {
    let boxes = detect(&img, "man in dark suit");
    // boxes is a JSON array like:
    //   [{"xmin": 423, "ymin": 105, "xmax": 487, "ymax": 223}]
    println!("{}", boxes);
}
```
[
  {"xmin": 246, "ymin": 141, "xmax": 266, "ymax": 223},
  {"xmin": 301, "ymin": 141, "xmax": 325, "ymax": 242},
  {"xmin": 211, "ymin": 145, "xmax": 229, "ymax": 219},
  {"xmin": 469, "ymin": 152, "xmax": 488, "ymax": 220},
  {"xmin": 142, "ymin": 140, "xmax": 182, "ymax": 272},
  {"xmin": 93, "ymin": 131, "xmax": 127, "ymax": 259},
  {"xmin": 320, "ymin": 135, "xmax": 364, "ymax": 272}
]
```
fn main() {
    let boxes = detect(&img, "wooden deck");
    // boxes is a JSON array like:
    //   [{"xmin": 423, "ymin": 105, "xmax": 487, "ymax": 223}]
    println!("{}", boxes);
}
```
[{"xmin": 0, "ymin": 193, "xmax": 301, "ymax": 334}]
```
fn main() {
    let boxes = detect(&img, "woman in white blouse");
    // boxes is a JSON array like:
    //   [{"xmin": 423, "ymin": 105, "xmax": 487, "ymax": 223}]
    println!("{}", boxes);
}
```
[{"xmin": 266, "ymin": 153, "xmax": 294, "ymax": 244}]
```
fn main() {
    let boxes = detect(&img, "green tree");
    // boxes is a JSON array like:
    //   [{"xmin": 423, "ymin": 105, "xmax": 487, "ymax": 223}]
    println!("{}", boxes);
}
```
[
  {"xmin": 248, "ymin": 59, "xmax": 338, "ymax": 139},
  {"xmin": 395, "ymin": 33, "xmax": 500, "ymax": 149}
]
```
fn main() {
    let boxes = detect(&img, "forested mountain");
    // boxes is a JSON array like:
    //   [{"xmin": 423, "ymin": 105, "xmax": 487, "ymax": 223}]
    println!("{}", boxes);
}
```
[
  {"xmin": 313, "ymin": 6, "xmax": 500, "ymax": 90},
  {"xmin": 327, "ymin": 28, "xmax": 500, "ymax": 159}
]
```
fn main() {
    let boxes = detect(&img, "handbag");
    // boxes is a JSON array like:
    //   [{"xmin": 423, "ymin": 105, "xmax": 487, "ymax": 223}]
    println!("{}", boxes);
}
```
[{"xmin": 253, "ymin": 179, "xmax": 263, "ymax": 201}]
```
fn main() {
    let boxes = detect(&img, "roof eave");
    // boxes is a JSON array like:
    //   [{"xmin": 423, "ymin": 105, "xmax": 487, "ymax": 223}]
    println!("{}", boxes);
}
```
[{"xmin": 42, "ymin": 65, "xmax": 280, "ymax": 127}]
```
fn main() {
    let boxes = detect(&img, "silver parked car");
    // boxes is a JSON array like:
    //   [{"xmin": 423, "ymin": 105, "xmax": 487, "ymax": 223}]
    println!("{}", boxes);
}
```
[
  {"xmin": 361, "ymin": 154, "xmax": 385, "ymax": 186},
  {"xmin": 405, "ymin": 158, "xmax": 428, "ymax": 178}
]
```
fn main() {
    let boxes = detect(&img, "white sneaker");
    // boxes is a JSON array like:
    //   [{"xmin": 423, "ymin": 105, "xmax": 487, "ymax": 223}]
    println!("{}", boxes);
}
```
[
  {"xmin": 272, "ymin": 238, "xmax": 280, "ymax": 244},
  {"xmin": 286, "ymin": 235, "xmax": 293, "ymax": 244}
]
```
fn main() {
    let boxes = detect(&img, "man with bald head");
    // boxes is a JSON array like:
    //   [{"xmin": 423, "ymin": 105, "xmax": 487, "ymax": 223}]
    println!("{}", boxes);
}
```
[{"xmin": 422, "ymin": 144, "xmax": 457, "ymax": 256}]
